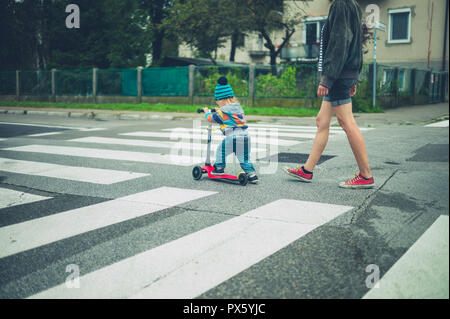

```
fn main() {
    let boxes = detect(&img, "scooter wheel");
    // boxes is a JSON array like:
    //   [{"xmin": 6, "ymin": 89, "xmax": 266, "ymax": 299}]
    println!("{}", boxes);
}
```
[
  {"xmin": 192, "ymin": 166, "xmax": 203, "ymax": 180},
  {"xmin": 238, "ymin": 172, "xmax": 248, "ymax": 186}
]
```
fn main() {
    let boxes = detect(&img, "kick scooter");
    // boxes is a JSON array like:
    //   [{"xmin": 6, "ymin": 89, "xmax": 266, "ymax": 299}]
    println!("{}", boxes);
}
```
[{"xmin": 192, "ymin": 108, "xmax": 248, "ymax": 186}]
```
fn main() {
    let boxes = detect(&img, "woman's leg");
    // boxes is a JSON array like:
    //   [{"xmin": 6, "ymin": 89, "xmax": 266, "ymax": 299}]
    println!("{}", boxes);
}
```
[
  {"xmin": 303, "ymin": 100, "xmax": 335, "ymax": 172},
  {"xmin": 334, "ymin": 102, "xmax": 372, "ymax": 178}
]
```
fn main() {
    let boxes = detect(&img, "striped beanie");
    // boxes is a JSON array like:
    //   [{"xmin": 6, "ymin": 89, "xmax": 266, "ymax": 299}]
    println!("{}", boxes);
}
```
[{"xmin": 214, "ymin": 76, "xmax": 234, "ymax": 100}]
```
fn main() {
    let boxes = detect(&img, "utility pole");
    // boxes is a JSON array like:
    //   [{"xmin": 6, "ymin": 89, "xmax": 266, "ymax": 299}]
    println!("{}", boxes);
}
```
[{"xmin": 373, "ymin": 21, "xmax": 386, "ymax": 108}]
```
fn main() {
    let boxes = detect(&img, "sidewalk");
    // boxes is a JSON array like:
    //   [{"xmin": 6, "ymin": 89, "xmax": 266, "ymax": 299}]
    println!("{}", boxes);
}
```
[{"xmin": 0, "ymin": 102, "xmax": 448, "ymax": 127}]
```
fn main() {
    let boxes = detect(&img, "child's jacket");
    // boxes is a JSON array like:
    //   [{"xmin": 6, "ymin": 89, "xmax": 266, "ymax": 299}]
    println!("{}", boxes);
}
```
[{"xmin": 205, "ymin": 103, "xmax": 248, "ymax": 136}]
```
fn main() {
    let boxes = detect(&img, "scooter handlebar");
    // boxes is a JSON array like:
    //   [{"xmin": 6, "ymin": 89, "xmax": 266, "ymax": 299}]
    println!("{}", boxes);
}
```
[{"xmin": 197, "ymin": 108, "xmax": 216, "ymax": 113}]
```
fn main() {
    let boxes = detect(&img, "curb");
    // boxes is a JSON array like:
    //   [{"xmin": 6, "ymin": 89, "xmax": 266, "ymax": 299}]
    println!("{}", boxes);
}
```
[{"xmin": 0, "ymin": 108, "xmax": 176, "ymax": 121}]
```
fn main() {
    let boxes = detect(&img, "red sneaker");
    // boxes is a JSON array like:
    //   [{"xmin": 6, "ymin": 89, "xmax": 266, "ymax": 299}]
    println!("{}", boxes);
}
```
[
  {"xmin": 339, "ymin": 173, "xmax": 375, "ymax": 189},
  {"xmin": 283, "ymin": 166, "xmax": 313, "ymax": 183}
]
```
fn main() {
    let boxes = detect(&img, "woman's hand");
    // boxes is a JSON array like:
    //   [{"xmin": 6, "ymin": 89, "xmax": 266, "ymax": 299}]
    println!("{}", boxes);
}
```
[
  {"xmin": 203, "ymin": 107, "xmax": 210, "ymax": 114},
  {"xmin": 350, "ymin": 85, "xmax": 357, "ymax": 97},
  {"xmin": 317, "ymin": 85, "xmax": 329, "ymax": 97}
]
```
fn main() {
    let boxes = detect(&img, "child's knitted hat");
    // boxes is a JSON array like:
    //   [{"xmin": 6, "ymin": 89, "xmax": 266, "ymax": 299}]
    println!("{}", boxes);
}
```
[{"xmin": 214, "ymin": 76, "xmax": 234, "ymax": 100}]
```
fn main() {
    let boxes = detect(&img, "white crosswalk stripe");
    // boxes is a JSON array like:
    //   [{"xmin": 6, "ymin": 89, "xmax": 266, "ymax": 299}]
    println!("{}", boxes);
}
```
[
  {"xmin": 363, "ymin": 215, "xmax": 449, "ymax": 299},
  {"xmin": 28, "ymin": 199, "xmax": 353, "ymax": 299},
  {"xmin": 0, "ymin": 187, "xmax": 216, "ymax": 259},
  {"xmin": 0, "ymin": 157, "xmax": 149, "ymax": 184},
  {"xmin": 0, "ymin": 188, "xmax": 52, "ymax": 209},
  {"xmin": 162, "ymin": 127, "xmax": 320, "ymax": 139},
  {"xmin": 2, "ymin": 145, "xmax": 204, "ymax": 166},
  {"xmin": 121, "ymin": 131, "xmax": 301, "ymax": 147},
  {"xmin": 27, "ymin": 132, "xmax": 64, "ymax": 137},
  {"xmin": 68, "ymin": 136, "xmax": 267, "ymax": 153},
  {"xmin": 425, "ymin": 120, "xmax": 449, "ymax": 127}
]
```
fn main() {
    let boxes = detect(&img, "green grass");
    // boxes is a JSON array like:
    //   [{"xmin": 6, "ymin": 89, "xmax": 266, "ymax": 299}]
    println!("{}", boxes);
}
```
[{"xmin": 0, "ymin": 101, "xmax": 319, "ymax": 117}]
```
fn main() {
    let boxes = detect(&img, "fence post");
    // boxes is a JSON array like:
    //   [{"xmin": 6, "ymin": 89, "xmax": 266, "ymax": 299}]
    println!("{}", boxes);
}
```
[
  {"xmin": 443, "ymin": 72, "xmax": 449, "ymax": 102},
  {"xmin": 410, "ymin": 68, "xmax": 416, "ymax": 105},
  {"xmin": 392, "ymin": 68, "xmax": 399, "ymax": 107},
  {"xmin": 16, "ymin": 70, "xmax": 20, "ymax": 101},
  {"xmin": 440, "ymin": 72, "xmax": 447, "ymax": 102},
  {"xmin": 92, "ymin": 68, "xmax": 98, "ymax": 103},
  {"xmin": 425, "ymin": 70, "xmax": 432, "ymax": 103},
  {"xmin": 51, "ymin": 68, "xmax": 56, "ymax": 102},
  {"xmin": 248, "ymin": 64, "xmax": 255, "ymax": 107},
  {"xmin": 188, "ymin": 65, "xmax": 195, "ymax": 105},
  {"xmin": 368, "ymin": 64, "xmax": 375, "ymax": 107},
  {"xmin": 137, "ymin": 66, "xmax": 143, "ymax": 104}
]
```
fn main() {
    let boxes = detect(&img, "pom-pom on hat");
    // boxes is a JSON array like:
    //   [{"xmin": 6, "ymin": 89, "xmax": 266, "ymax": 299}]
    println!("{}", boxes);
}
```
[{"xmin": 214, "ymin": 76, "xmax": 234, "ymax": 100}]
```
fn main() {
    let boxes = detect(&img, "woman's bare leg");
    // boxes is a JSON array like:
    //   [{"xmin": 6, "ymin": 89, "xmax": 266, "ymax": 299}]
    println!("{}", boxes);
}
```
[
  {"xmin": 334, "ymin": 102, "xmax": 372, "ymax": 178},
  {"xmin": 303, "ymin": 100, "xmax": 335, "ymax": 172}
]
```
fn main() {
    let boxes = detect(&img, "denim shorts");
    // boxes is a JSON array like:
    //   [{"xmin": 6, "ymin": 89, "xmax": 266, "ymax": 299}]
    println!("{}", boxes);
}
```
[{"xmin": 323, "ymin": 79, "xmax": 357, "ymax": 106}]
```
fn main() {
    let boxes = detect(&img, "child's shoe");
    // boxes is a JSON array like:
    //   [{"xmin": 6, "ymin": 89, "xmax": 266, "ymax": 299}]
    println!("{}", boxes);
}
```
[
  {"xmin": 212, "ymin": 164, "xmax": 225, "ymax": 175},
  {"xmin": 247, "ymin": 173, "xmax": 259, "ymax": 184}
]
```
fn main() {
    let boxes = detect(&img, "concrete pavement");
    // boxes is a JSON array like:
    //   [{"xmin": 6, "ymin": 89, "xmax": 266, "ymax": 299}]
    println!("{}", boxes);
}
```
[{"xmin": 1, "ymin": 102, "xmax": 448, "ymax": 127}]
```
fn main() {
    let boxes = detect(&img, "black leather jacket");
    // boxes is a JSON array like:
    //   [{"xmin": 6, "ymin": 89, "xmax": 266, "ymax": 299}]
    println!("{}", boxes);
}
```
[{"xmin": 318, "ymin": 0, "xmax": 363, "ymax": 89}]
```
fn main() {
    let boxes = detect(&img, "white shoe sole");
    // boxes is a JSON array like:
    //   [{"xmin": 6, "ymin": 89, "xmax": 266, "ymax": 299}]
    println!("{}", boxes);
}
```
[{"xmin": 338, "ymin": 182, "xmax": 375, "ymax": 189}]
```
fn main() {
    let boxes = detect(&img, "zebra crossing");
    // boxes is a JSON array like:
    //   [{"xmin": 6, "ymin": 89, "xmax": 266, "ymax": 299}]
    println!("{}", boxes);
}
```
[
  {"xmin": 5, "ymin": 121, "xmax": 447, "ymax": 299},
  {"xmin": 0, "ymin": 121, "xmax": 354, "ymax": 299}
]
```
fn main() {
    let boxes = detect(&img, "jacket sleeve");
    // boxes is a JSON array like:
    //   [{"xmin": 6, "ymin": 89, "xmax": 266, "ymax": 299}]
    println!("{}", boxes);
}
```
[
  {"xmin": 320, "ymin": 1, "xmax": 353, "ymax": 89},
  {"xmin": 205, "ymin": 111, "xmax": 224, "ymax": 124}
]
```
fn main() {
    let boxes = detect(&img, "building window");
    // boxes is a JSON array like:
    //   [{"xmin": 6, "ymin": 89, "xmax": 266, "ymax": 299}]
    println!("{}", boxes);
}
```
[
  {"xmin": 302, "ymin": 17, "xmax": 326, "ymax": 58},
  {"xmin": 257, "ymin": 34, "xmax": 263, "ymax": 51},
  {"xmin": 388, "ymin": 8, "xmax": 411, "ymax": 43},
  {"xmin": 382, "ymin": 69, "xmax": 406, "ymax": 91}
]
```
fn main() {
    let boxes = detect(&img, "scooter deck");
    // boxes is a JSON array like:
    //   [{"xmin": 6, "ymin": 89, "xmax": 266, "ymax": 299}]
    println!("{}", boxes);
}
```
[{"xmin": 202, "ymin": 165, "xmax": 239, "ymax": 180}]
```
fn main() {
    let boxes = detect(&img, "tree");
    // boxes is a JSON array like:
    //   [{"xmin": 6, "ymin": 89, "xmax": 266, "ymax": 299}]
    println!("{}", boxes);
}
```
[
  {"xmin": 0, "ymin": 0, "xmax": 151, "ymax": 70},
  {"xmin": 164, "ymin": 0, "xmax": 230, "ymax": 63},
  {"xmin": 246, "ymin": 0, "xmax": 302, "ymax": 67},
  {"xmin": 225, "ymin": 0, "xmax": 252, "ymax": 62},
  {"xmin": 138, "ymin": 0, "xmax": 174, "ymax": 66}
]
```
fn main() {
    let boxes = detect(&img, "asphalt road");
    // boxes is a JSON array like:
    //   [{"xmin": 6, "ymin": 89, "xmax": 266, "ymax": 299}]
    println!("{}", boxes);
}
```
[{"xmin": 0, "ymin": 107, "xmax": 448, "ymax": 300}]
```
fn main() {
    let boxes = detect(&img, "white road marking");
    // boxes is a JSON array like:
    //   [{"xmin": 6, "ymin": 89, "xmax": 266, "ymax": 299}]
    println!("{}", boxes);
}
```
[
  {"xmin": 2, "ymin": 145, "xmax": 204, "ymax": 166},
  {"xmin": 27, "ymin": 132, "xmax": 63, "ymax": 137},
  {"xmin": 0, "ymin": 121, "xmax": 105, "ymax": 131},
  {"xmin": 29, "ymin": 199, "xmax": 353, "ymax": 299},
  {"xmin": 163, "ymin": 127, "xmax": 319, "ymax": 139},
  {"xmin": 120, "ymin": 132, "xmax": 301, "ymax": 147},
  {"xmin": 241, "ymin": 123, "xmax": 375, "ymax": 131},
  {"xmin": 363, "ymin": 215, "xmax": 449, "ymax": 299},
  {"xmin": 173, "ymin": 127, "xmax": 346, "ymax": 135},
  {"xmin": 68, "ymin": 136, "xmax": 266, "ymax": 153},
  {"xmin": 0, "ymin": 157, "xmax": 149, "ymax": 184},
  {"xmin": 0, "ymin": 188, "xmax": 52, "ymax": 210},
  {"xmin": 0, "ymin": 187, "xmax": 216, "ymax": 259},
  {"xmin": 425, "ymin": 120, "xmax": 449, "ymax": 127}
]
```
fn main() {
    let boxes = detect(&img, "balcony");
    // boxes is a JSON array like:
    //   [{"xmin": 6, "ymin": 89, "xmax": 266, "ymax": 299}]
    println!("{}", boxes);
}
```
[
  {"xmin": 249, "ymin": 50, "xmax": 270, "ymax": 58},
  {"xmin": 281, "ymin": 44, "xmax": 320, "ymax": 61}
]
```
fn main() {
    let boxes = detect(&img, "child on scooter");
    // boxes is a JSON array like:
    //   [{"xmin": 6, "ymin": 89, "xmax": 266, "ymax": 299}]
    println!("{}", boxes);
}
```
[{"xmin": 202, "ymin": 76, "xmax": 258, "ymax": 183}]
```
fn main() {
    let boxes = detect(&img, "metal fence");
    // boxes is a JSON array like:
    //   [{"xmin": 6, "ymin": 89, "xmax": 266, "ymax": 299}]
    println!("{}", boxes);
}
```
[{"xmin": 0, "ymin": 64, "xmax": 447, "ymax": 108}]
